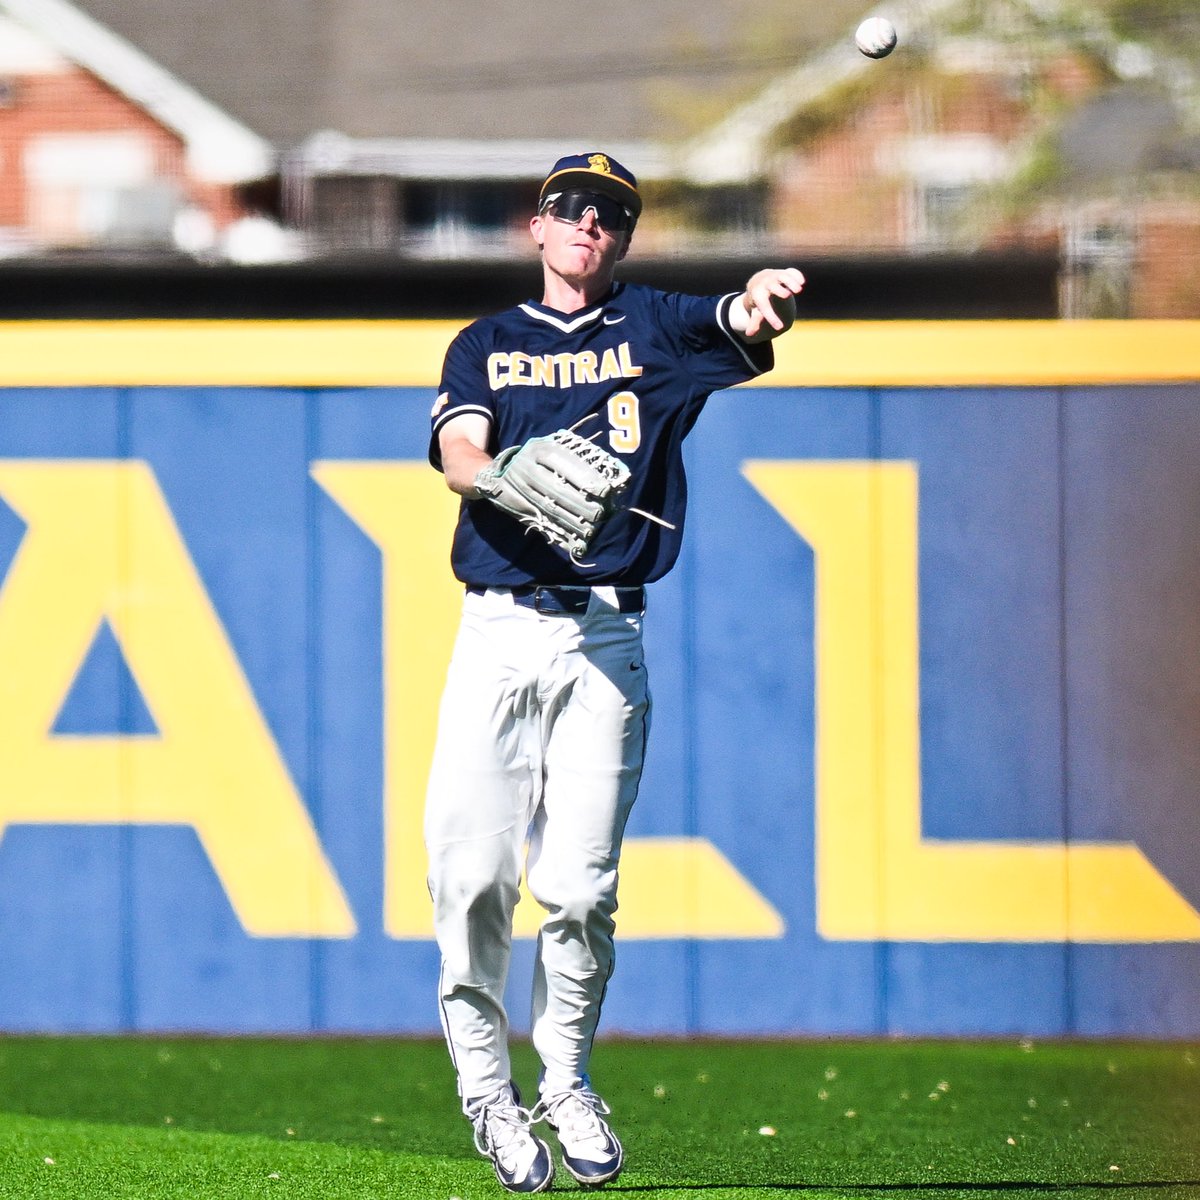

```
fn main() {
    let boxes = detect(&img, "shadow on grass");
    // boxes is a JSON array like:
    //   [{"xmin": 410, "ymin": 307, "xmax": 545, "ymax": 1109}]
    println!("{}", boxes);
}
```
[{"xmin": 615, "ymin": 1183, "xmax": 1200, "ymax": 1193}]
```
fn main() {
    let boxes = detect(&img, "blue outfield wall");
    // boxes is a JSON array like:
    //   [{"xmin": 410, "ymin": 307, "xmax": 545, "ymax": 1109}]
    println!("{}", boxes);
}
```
[{"xmin": 0, "ymin": 321, "xmax": 1198, "ymax": 1037}]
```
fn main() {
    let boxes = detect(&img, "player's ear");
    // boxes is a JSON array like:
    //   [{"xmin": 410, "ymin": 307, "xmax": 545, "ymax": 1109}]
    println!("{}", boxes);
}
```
[
  {"xmin": 530, "ymin": 213, "xmax": 545, "ymax": 249},
  {"xmin": 617, "ymin": 229, "xmax": 632, "ymax": 260}
]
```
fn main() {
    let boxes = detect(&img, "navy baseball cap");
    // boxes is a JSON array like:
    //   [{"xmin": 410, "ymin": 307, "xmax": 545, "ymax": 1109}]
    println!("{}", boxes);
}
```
[{"xmin": 538, "ymin": 152, "xmax": 642, "ymax": 220}]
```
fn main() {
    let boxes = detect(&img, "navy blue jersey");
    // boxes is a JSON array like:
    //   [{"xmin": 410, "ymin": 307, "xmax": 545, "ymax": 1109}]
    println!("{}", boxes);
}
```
[{"xmin": 429, "ymin": 280, "xmax": 773, "ymax": 587}]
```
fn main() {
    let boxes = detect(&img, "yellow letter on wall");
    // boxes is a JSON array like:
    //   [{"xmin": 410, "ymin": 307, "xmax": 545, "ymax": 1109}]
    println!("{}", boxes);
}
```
[
  {"xmin": 744, "ymin": 460, "xmax": 1200, "ymax": 942},
  {"xmin": 311, "ymin": 462, "xmax": 462, "ymax": 941},
  {"xmin": 0, "ymin": 461, "xmax": 355, "ymax": 938}
]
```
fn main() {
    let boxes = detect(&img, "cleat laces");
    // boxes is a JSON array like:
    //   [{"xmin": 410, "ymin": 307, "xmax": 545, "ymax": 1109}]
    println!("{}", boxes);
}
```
[
  {"xmin": 473, "ymin": 1093, "xmax": 537, "ymax": 1169},
  {"xmin": 534, "ymin": 1085, "xmax": 624, "ymax": 1183},
  {"xmin": 535, "ymin": 1087, "xmax": 614, "ymax": 1155},
  {"xmin": 471, "ymin": 1087, "xmax": 554, "ymax": 1192}
]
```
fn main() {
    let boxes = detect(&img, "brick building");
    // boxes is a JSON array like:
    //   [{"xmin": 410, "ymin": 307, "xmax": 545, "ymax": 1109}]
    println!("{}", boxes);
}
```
[
  {"xmin": 0, "ymin": 0, "xmax": 272, "ymax": 257},
  {"xmin": 768, "ymin": 46, "xmax": 1101, "ymax": 253},
  {"xmin": 673, "ymin": 0, "xmax": 1200, "ymax": 316}
]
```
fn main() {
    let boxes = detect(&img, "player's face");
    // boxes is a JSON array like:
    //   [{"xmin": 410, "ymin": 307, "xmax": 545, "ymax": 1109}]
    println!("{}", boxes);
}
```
[{"xmin": 531, "ymin": 196, "xmax": 630, "ymax": 293}]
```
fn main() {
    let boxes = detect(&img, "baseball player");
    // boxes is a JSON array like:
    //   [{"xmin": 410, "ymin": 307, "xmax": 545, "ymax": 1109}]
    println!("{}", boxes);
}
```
[{"xmin": 426, "ymin": 151, "xmax": 803, "ymax": 1194}]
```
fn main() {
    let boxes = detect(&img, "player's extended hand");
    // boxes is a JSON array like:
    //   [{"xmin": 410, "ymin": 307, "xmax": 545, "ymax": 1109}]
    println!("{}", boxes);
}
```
[{"xmin": 739, "ymin": 267, "xmax": 806, "ymax": 340}]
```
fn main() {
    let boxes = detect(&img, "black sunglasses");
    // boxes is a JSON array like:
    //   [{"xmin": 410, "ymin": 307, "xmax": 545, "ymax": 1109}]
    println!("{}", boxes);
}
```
[{"xmin": 541, "ymin": 189, "xmax": 634, "ymax": 233}]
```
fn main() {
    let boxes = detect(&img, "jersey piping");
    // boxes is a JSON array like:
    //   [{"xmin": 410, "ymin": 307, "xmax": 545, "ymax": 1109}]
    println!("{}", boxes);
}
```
[{"xmin": 517, "ymin": 303, "xmax": 606, "ymax": 334}]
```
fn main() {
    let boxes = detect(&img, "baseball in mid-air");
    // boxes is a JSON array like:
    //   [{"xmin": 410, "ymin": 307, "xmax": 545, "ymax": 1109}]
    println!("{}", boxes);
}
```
[{"xmin": 855, "ymin": 16, "xmax": 898, "ymax": 58}]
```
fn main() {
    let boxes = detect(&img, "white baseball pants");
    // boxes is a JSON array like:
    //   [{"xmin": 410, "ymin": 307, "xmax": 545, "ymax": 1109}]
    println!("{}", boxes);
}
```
[{"xmin": 425, "ymin": 586, "xmax": 650, "ymax": 1109}]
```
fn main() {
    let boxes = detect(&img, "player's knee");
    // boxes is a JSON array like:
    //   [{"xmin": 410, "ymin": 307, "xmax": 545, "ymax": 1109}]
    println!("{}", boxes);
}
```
[
  {"xmin": 527, "ymin": 862, "xmax": 617, "ymax": 934},
  {"xmin": 433, "ymin": 869, "xmax": 520, "ymax": 926}
]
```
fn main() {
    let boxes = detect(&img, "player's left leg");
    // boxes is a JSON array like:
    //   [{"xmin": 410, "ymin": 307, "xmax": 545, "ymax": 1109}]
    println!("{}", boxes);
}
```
[{"xmin": 524, "ymin": 600, "xmax": 648, "ymax": 1185}]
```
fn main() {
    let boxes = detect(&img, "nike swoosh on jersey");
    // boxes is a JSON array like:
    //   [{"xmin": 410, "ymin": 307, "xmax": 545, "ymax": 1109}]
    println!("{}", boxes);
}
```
[{"xmin": 602, "ymin": 314, "xmax": 627, "ymax": 325}]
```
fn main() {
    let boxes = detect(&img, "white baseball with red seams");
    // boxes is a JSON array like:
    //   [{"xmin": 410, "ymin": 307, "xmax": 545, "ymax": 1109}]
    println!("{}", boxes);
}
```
[{"xmin": 855, "ymin": 15, "xmax": 898, "ymax": 58}]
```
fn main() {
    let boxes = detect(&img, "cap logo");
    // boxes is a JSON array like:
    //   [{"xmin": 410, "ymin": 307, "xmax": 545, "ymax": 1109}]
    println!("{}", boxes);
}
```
[{"xmin": 587, "ymin": 153, "xmax": 612, "ymax": 175}]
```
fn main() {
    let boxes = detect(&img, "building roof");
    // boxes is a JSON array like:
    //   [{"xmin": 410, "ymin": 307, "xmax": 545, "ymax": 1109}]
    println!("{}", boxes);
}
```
[
  {"xmin": 13, "ymin": 0, "xmax": 1195, "ymax": 196},
  {"xmin": 63, "ymin": 0, "xmax": 872, "ymax": 149}
]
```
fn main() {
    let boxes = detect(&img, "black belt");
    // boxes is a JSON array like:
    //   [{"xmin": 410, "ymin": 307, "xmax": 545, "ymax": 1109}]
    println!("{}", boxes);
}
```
[{"xmin": 466, "ymin": 585, "xmax": 645, "ymax": 615}]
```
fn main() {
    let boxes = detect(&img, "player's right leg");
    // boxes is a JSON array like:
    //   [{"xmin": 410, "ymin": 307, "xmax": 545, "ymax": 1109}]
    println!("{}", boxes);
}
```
[{"xmin": 425, "ymin": 591, "xmax": 552, "ymax": 1190}]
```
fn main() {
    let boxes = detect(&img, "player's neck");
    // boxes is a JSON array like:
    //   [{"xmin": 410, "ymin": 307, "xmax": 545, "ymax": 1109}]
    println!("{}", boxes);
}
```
[{"xmin": 540, "ymin": 270, "xmax": 614, "ymax": 315}]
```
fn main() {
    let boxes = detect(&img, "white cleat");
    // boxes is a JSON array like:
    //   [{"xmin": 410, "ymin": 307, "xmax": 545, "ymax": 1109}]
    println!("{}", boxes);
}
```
[
  {"xmin": 470, "ymin": 1084, "xmax": 555, "ymax": 1194},
  {"xmin": 535, "ymin": 1086, "xmax": 624, "ymax": 1188}
]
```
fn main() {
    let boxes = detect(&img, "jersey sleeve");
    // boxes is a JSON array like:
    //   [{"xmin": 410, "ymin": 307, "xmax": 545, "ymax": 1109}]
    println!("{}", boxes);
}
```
[
  {"xmin": 428, "ymin": 324, "xmax": 496, "ymax": 470},
  {"xmin": 659, "ymin": 290, "xmax": 775, "ymax": 390}
]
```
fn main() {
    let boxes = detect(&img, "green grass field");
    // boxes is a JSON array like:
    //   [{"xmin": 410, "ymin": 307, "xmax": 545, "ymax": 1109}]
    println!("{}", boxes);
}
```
[{"xmin": 0, "ymin": 1036, "xmax": 1196, "ymax": 1199}]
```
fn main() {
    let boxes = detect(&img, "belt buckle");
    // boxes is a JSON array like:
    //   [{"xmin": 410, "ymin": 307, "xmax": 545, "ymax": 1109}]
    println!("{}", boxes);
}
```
[
  {"xmin": 533, "ymin": 586, "xmax": 587, "ymax": 615},
  {"xmin": 532, "ymin": 586, "xmax": 560, "ymax": 615}
]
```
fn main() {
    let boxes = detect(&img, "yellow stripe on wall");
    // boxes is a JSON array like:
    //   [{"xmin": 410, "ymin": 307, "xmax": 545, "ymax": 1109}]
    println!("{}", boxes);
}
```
[
  {"xmin": 0, "ymin": 319, "xmax": 1197, "ymax": 388},
  {"xmin": 770, "ymin": 320, "xmax": 1200, "ymax": 387},
  {"xmin": 0, "ymin": 321, "xmax": 466, "ymax": 388}
]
